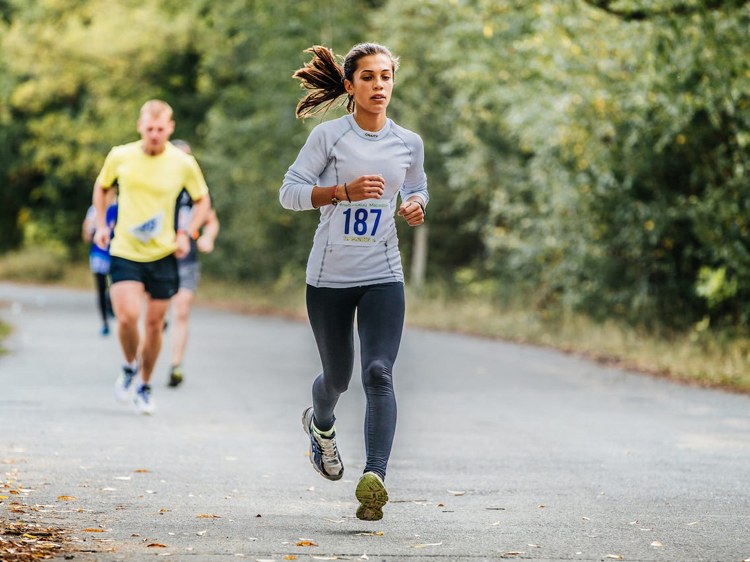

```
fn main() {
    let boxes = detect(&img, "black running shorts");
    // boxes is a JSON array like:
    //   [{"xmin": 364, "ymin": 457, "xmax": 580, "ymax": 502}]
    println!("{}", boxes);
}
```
[{"xmin": 110, "ymin": 254, "xmax": 179, "ymax": 300}]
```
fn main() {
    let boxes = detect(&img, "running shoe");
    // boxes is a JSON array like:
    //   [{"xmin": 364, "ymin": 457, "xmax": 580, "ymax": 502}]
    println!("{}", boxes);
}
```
[
  {"xmin": 355, "ymin": 472, "xmax": 389, "ymax": 521},
  {"xmin": 167, "ymin": 364, "xmax": 184, "ymax": 388},
  {"xmin": 134, "ymin": 384, "xmax": 155, "ymax": 415},
  {"xmin": 302, "ymin": 406, "xmax": 343, "ymax": 481},
  {"xmin": 114, "ymin": 363, "xmax": 138, "ymax": 402},
  {"xmin": 101, "ymin": 324, "xmax": 110, "ymax": 336}
]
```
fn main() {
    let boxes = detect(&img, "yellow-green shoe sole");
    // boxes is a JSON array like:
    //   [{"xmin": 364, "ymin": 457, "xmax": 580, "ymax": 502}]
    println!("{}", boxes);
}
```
[{"xmin": 355, "ymin": 472, "xmax": 388, "ymax": 521}]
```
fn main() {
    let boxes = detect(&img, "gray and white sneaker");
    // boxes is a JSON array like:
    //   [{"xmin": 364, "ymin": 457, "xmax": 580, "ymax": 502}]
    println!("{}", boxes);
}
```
[
  {"xmin": 302, "ymin": 406, "xmax": 343, "ymax": 480},
  {"xmin": 114, "ymin": 363, "xmax": 139, "ymax": 403}
]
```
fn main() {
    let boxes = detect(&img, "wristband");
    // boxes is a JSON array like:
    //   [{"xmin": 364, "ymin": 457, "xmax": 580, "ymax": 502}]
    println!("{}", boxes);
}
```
[
  {"xmin": 178, "ymin": 229, "xmax": 199, "ymax": 240},
  {"xmin": 344, "ymin": 182, "xmax": 351, "ymax": 203},
  {"xmin": 330, "ymin": 185, "xmax": 339, "ymax": 206}
]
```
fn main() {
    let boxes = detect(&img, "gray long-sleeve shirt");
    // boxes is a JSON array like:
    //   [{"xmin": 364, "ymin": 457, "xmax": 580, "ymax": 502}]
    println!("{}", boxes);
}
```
[{"xmin": 280, "ymin": 114, "xmax": 429, "ymax": 288}]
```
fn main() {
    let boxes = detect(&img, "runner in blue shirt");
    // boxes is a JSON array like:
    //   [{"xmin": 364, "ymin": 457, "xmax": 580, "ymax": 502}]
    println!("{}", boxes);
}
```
[
  {"xmin": 82, "ymin": 188, "xmax": 118, "ymax": 335},
  {"xmin": 280, "ymin": 42, "xmax": 428, "ymax": 521}
]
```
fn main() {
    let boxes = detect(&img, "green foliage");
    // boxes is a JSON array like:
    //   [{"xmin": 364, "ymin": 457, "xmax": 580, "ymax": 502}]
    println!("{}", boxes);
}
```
[
  {"xmin": 696, "ymin": 267, "xmax": 738, "ymax": 309},
  {"xmin": 381, "ymin": 0, "xmax": 750, "ymax": 329}
]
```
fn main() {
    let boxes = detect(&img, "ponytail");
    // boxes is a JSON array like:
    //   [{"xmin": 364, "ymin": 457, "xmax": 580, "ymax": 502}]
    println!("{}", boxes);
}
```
[{"xmin": 293, "ymin": 46, "xmax": 350, "ymax": 119}]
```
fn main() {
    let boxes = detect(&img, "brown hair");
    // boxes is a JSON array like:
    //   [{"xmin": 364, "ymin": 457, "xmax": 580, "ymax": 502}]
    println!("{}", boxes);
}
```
[{"xmin": 293, "ymin": 43, "xmax": 400, "ymax": 119}]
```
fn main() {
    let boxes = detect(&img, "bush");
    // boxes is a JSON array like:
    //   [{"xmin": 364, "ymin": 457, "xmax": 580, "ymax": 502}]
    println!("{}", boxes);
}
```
[{"xmin": 0, "ymin": 247, "xmax": 68, "ymax": 282}]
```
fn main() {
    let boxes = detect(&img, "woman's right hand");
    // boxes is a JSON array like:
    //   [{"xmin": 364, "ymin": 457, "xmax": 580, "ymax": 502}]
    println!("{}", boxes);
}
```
[{"xmin": 345, "ymin": 175, "xmax": 385, "ymax": 201}]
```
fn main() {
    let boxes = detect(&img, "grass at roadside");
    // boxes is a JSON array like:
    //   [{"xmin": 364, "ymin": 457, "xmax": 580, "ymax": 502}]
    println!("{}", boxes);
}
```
[
  {"xmin": 404, "ymin": 291, "xmax": 750, "ymax": 393},
  {"xmin": 0, "ymin": 320, "xmax": 9, "ymax": 356},
  {"xmin": 4, "ymin": 259, "xmax": 749, "ymax": 394}
]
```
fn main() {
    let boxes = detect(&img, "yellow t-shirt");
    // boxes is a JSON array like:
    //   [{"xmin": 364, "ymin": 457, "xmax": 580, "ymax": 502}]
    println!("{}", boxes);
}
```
[{"xmin": 95, "ymin": 141, "xmax": 209, "ymax": 262}]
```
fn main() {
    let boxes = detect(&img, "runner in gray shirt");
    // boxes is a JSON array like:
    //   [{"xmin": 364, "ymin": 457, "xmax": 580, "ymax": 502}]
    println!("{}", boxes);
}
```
[{"xmin": 280, "ymin": 42, "xmax": 428, "ymax": 521}]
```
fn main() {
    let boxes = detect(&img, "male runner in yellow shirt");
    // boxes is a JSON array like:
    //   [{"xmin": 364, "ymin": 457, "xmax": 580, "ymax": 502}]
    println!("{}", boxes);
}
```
[{"xmin": 92, "ymin": 99, "xmax": 210, "ymax": 414}]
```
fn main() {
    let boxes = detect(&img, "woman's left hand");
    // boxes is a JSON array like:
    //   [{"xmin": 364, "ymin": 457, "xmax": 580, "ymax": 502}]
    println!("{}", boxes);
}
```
[{"xmin": 397, "ymin": 199, "xmax": 425, "ymax": 227}]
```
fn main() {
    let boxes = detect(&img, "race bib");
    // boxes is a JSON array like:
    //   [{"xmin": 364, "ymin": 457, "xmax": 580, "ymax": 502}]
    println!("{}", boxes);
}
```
[
  {"xmin": 129, "ymin": 211, "xmax": 165, "ymax": 243},
  {"xmin": 329, "ymin": 200, "xmax": 392, "ymax": 246}
]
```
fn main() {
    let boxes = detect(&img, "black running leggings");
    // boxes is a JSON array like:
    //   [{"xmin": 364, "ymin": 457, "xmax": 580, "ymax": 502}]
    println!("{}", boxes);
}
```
[
  {"xmin": 306, "ymin": 282, "xmax": 405, "ymax": 481},
  {"xmin": 94, "ymin": 272, "xmax": 110, "ymax": 324}
]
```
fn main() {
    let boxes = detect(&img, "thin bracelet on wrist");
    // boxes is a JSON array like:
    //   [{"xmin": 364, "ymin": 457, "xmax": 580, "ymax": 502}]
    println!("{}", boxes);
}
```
[
  {"xmin": 344, "ymin": 182, "xmax": 351, "ymax": 203},
  {"xmin": 178, "ymin": 229, "xmax": 199, "ymax": 240}
]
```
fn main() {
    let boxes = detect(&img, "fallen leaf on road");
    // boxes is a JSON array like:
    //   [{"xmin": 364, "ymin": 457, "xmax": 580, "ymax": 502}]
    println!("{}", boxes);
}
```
[
  {"xmin": 651, "ymin": 541, "xmax": 663, "ymax": 547},
  {"xmin": 21, "ymin": 533, "xmax": 38, "ymax": 539},
  {"xmin": 412, "ymin": 542, "xmax": 443, "ymax": 548},
  {"xmin": 605, "ymin": 555, "xmax": 624, "ymax": 560},
  {"xmin": 356, "ymin": 531, "xmax": 384, "ymax": 536},
  {"xmin": 501, "ymin": 552, "xmax": 525, "ymax": 558},
  {"xmin": 197, "ymin": 514, "xmax": 222, "ymax": 518},
  {"xmin": 284, "ymin": 556, "xmax": 297, "ymax": 560},
  {"xmin": 447, "ymin": 490, "xmax": 465, "ymax": 496},
  {"xmin": 147, "ymin": 543, "xmax": 167, "ymax": 548},
  {"xmin": 56, "ymin": 496, "xmax": 76, "ymax": 501},
  {"xmin": 133, "ymin": 469, "xmax": 150, "ymax": 473},
  {"xmin": 82, "ymin": 528, "xmax": 106, "ymax": 533},
  {"xmin": 296, "ymin": 540, "xmax": 318, "ymax": 547}
]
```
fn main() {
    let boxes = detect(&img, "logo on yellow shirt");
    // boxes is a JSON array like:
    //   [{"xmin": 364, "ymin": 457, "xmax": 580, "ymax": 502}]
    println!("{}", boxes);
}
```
[{"xmin": 129, "ymin": 211, "xmax": 165, "ymax": 243}]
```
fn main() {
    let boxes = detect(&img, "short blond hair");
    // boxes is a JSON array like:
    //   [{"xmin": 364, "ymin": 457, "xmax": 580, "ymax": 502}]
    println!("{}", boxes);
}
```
[{"xmin": 139, "ymin": 99, "xmax": 173, "ymax": 120}]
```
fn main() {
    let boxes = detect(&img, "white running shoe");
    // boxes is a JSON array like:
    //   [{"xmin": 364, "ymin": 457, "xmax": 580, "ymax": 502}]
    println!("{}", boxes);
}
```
[
  {"xmin": 114, "ymin": 364, "xmax": 138, "ymax": 403},
  {"xmin": 133, "ymin": 384, "xmax": 155, "ymax": 415}
]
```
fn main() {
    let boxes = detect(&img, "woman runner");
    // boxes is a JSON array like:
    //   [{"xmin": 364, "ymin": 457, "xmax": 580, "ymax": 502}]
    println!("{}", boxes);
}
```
[{"xmin": 280, "ymin": 42, "xmax": 428, "ymax": 521}]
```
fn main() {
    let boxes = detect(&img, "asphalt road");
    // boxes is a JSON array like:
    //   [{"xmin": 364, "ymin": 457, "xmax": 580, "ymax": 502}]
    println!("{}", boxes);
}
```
[{"xmin": 1, "ymin": 281, "xmax": 749, "ymax": 562}]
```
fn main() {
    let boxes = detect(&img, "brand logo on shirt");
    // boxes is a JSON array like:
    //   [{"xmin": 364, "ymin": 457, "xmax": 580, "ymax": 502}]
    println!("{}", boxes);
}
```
[
  {"xmin": 129, "ymin": 211, "xmax": 165, "ymax": 243},
  {"xmin": 364, "ymin": 132, "xmax": 378, "ymax": 138}
]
